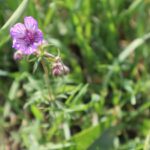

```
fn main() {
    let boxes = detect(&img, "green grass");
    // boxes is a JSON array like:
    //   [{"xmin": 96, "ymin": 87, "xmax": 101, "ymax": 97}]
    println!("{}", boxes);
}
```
[{"xmin": 0, "ymin": 0, "xmax": 150, "ymax": 149}]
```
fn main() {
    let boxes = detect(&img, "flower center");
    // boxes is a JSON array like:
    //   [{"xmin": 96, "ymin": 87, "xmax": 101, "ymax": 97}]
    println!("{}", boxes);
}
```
[{"xmin": 25, "ymin": 30, "xmax": 35, "ymax": 45}]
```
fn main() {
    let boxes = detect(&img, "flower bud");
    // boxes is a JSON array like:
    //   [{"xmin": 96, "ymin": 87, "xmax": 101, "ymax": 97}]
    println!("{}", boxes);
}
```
[
  {"xmin": 13, "ymin": 50, "xmax": 23, "ymax": 60},
  {"xmin": 52, "ymin": 68, "xmax": 62, "ymax": 76},
  {"xmin": 52, "ymin": 62, "xmax": 63, "ymax": 76},
  {"xmin": 52, "ymin": 60, "xmax": 70, "ymax": 77},
  {"xmin": 63, "ymin": 65, "xmax": 70, "ymax": 75}
]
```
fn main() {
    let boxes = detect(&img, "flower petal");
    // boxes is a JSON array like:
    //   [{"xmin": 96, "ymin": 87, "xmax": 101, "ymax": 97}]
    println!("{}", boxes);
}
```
[
  {"xmin": 10, "ymin": 23, "xmax": 26, "ymax": 38},
  {"xmin": 24, "ymin": 16, "xmax": 38, "ymax": 32},
  {"xmin": 23, "ymin": 45, "xmax": 37, "ymax": 55},
  {"xmin": 34, "ymin": 29, "xmax": 43, "ymax": 44},
  {"xmin": 12, "ymin": 38, "xmax": 27, "ymax": 50},
  {"xmin": 13, "ymin": 38, "xmax": 37, "ymax": 55}
]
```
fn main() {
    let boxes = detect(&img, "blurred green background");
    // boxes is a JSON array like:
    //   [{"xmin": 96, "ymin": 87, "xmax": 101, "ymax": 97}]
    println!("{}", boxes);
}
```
[{"xmin": 0, "ymin": 0, "xmax": 150, "ymax": 149}]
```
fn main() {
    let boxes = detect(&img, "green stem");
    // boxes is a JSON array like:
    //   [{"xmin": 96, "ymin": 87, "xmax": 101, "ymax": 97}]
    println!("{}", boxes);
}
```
[{"xmin": 41, "ymin": 60, "xmax": 54, "ymax": 101}]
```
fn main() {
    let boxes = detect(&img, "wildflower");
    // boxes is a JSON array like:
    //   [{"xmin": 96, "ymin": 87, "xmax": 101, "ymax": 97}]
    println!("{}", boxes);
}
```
[
  {"xmin": 13, "ymin": 50, "xmax": 23, "ymax": 60},
  {"xmin": 10, "ymin": 16, "xmax": 43, "ymax": 55}
]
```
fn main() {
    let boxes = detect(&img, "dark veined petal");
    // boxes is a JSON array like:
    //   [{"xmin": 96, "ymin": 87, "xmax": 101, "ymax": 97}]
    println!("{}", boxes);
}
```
[
  {"xmin": 10, "ymin": 23, "xmax": 26, "ymax": 38},
  {"xmin": 13, "ymin": 38, "xmax": 37, "ymax": 55},
  {"xmin": 34, "ymin": 29, "xmax": 43, "ymax": 43},
  {"xmin": 24, "ymin": 16, "xmax": 38, "ymax": 32}
]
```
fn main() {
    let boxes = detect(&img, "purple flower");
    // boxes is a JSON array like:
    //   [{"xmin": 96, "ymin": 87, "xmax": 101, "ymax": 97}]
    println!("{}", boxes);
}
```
[{"xmin": 10, "ymin": 16, "xmax": 43, "ymax": 55}]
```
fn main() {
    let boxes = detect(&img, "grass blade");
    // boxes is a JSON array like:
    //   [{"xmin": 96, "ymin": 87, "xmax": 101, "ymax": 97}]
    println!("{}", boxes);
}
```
[
  {"xmin": 0, "ymin": 0, "xmax": 29, "ymax": 47},
  {"xmin": 118, "ymin": 32, "xmax": 150, "ymax": 62}
]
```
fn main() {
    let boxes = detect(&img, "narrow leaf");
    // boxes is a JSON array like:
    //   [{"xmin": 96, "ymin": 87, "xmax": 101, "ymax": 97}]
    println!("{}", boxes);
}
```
[
  {"xmin": 0, "ymin": 0, "xmax": 29, "ymax": 47},
  {"xmin": 118, "ymin": 32, "xmax": 150, "ymax": 62}
]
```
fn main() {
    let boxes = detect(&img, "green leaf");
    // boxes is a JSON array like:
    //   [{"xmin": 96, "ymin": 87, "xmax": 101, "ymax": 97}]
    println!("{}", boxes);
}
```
[
  {"xmin": 118, "ymin": 32, "xmax": 150, "ymax": 62},
  {"xmin": 88, "ymin": 127, "xmax": 121, "ymax": 150},
  {"xmin": 31, "ymin": 105, "xmax": 43, "ymax": 121},
  {"xmin": 65, "ymin": 84, "xmax": 83, "ymax": 105},
  {"xmin": 8, "ymin": 79, "xmax": 20, "ymax": 100},
  {"xmin": 8, "ymin": 72, "xmax": 28, "ymax": 100},
  {"xmin": 69, "ymin": 124, "xmax": 122, "ymax": 150},
  {"xmin": 66, "ymin": 84, "xmax": 88, "ymax": 105},
  {"xmin": 72, "ymin": 84, "xmax": 88, "ymax": 104},
  {"xmin": 33, "ymin": 57, "xmax": 41, "ymax": 73},
  {"xmin": 70, "ymin": 123, "xmax": 102, "ymax": 150},
  {"xmin": 119, "ymin": 0, "xmax": 143, "ymax": 21}
]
